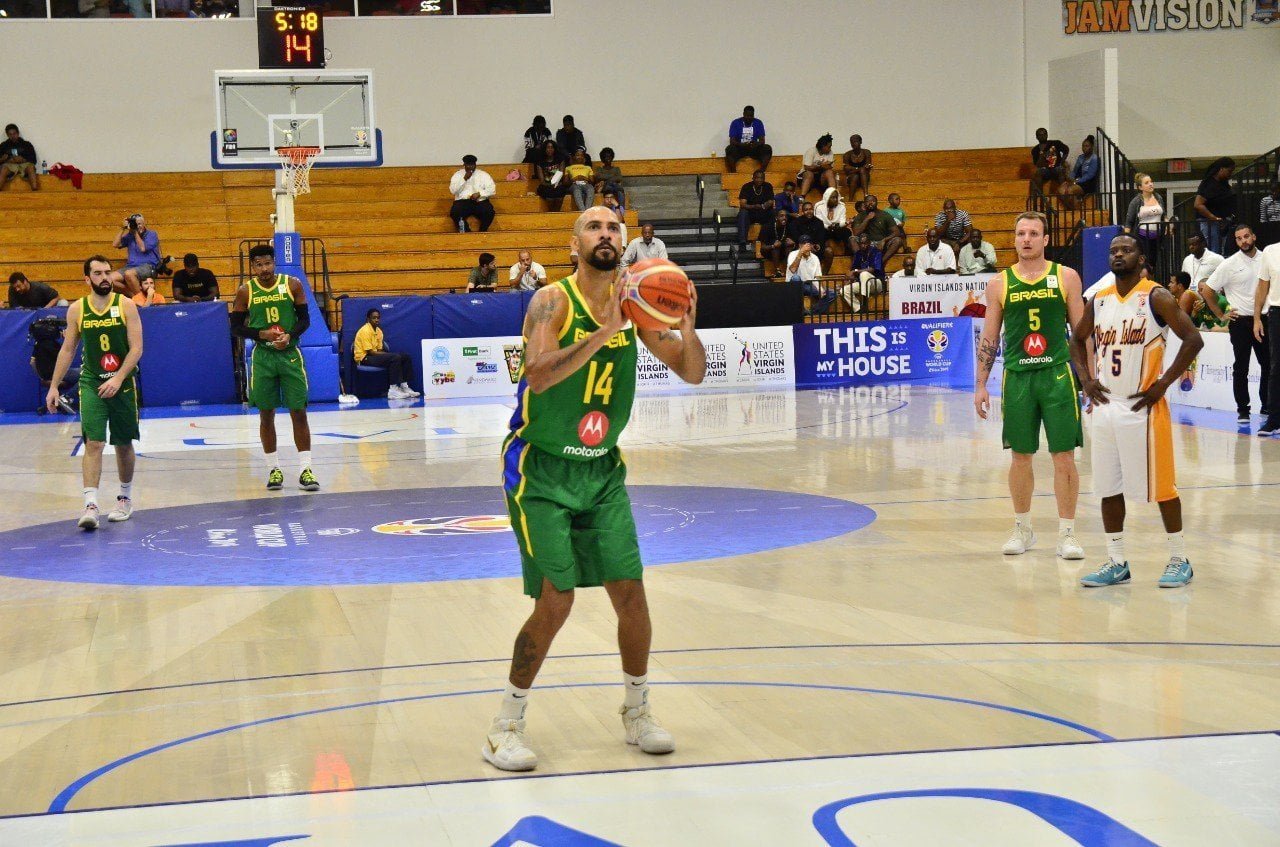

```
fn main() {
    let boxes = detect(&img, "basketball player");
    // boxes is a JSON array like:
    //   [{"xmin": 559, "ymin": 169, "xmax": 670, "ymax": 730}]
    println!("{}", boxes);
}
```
[
  {"xmin": 230, "ymin": 244, "xmax": 319, "ymax": 491},
  {"xmin": 484, "ymin": 206, "xmax": 707, "ymax": 771},
  {"xmin": 974, "ymin": 211, "xmax": 1086, "ymax": 559},
  {"xmin": 45, "ymin": 256, "xmax": 143, "ymax": 530},
  {"xmin": 1069, "ymin": 235, "xmax": 1202, "ymax": 587}
]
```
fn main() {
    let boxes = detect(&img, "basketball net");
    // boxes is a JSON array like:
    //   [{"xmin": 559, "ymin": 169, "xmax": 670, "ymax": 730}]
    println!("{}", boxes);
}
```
[{"xmin": 276, "ymin": 146, "xmax": 320, "ymax": 197}]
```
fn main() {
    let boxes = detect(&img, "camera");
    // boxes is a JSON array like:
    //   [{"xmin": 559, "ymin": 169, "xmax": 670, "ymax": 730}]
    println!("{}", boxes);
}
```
[
  {"xmin": 28, "ymin": 315, "xmax": 67, "ymax": 345},
  {"xmin": 126, "ymin": 214, "xmax": 141, "ymax": 230}
]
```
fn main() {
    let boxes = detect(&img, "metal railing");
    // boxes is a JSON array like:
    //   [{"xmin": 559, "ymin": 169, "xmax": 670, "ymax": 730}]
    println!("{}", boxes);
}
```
[
  {"xmin": 1095, "ymin": 127, "xmax": 1136, "ymax": 228},
  {"xmin": 1171, "ymin": 145, "xmax": 1279, "ymax": 253},
  {"xmin": 695, "ymin": 175, "xmax": 706, "ymax": 232},
  {"xmin": 796, "ymin": 274, "xmax": 891, "ymax": 323}
]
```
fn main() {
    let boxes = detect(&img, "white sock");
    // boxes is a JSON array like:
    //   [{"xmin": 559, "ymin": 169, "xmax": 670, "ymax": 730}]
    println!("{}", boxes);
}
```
[
  {"xmin": 83, "ymin": 487, "xmax": 97, "ymax": 508},
  {"xmin": 623, "ymin": 672, "xmax": 649, "ymax": 709},
  {"xmin": 1106, "ymin": 532, "xmax": 1125, "ymax": 564},
  {"xmin": 1014, "ymin": 511, "xmax": 1031, "ymax": 528},
  {"xmin": 1059, "ymin": 518, "xmax": 1074, "ymax": 535},
  {"xmin": 119, "ymin": 481, "xmax": 132, "ymax": 501},
  {"xmin": 1168, "ymin": 531, "xmax": 1186, "ymax": 561},
  {"xmin": 400, "ymin": 382, "xmax": 411, "ymax": 391},
  {"xmin": 263, "ymin": 450, "xmax": 279, "ymax": 471},
  {"xmin": 498, "ymin": 683, "xmax": 530, "ymax": 721},
  {"xmin": 298, "ymin": 451, "xmax": 312, "ymax": 471}
]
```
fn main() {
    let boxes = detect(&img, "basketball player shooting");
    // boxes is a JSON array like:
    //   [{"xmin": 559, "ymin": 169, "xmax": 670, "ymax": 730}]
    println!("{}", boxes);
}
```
[
  {"xmin": 1069, "ymin": 234, "xmax": 1203, "ymax": 587},
  {"xmin": 484, "ymin": 206, "xmax": 707, "ymax": 772}
]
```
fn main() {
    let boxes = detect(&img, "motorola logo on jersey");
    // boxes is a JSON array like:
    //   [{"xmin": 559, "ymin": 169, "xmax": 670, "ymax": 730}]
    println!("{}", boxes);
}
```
[
  {"xmin": 1023, "ymin": 332, "xmax": 1048, "ymax": 356},
  {"xmin": 578, "ymin": 411, "xmax": 609, "ymax": 447},
  {"xmin": 372, "ymin": 515, "xmax": 511, "ymax": 537},
  {"xmin": 100, "ymin": 353, "xmax": 121, "ymax": 372}
]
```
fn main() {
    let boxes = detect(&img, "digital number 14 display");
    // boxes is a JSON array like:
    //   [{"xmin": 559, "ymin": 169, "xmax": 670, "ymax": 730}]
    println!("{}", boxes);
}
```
[{"xmin": 257, "ymin": 7, "xmax": 326, "ymax": 69}]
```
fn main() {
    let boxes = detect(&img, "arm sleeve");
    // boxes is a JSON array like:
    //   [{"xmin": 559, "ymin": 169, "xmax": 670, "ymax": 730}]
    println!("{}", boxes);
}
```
[
  {"xmin": 292, "ymin": 301, "xmax": 311, "ymax": 338},
  {"xmin": 230, "ymin": 310, "xmax": 257, "ymax": 340}
]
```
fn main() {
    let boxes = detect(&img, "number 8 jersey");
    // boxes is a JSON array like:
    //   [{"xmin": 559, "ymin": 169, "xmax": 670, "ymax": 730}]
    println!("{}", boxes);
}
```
[{"xmin": 1091, "ymin": 278, "xmax": 1168, "ymax": 410}]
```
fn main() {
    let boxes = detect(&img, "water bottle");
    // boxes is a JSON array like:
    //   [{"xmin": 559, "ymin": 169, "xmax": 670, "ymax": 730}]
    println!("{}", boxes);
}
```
[
  {"xmin": 458, "ymin": 219, "xmax": 466, "ymax": 233},
  {"xmin": 40, "ymin": 160, "xmax": 48, "ymax": 175}
]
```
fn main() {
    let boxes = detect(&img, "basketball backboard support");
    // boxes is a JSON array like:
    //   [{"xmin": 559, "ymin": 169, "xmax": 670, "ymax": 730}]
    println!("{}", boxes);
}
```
[{"xmin": 211, "ymin": 69, "xmax": 381, "ymax": 170}]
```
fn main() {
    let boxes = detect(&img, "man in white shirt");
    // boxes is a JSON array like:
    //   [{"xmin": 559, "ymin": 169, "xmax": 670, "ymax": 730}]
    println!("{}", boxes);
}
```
[
  {"xmin": 788, "ymin": 235, "xmax": 833, "ymax": 315},
  {"xmin": 1180, "ymin": 233, "xmax": 1223, "ymax": 291},
  {"xmin": 509, "ymin": 250, "xmax": 547, "ymax": 291},
  {"xmin": 916, "ymin": 228, "xmax": 957, "ymax": 275},
  {"xmin": 1253, "ymin": 239, "xmax": 1280, "ymax": 435},
  {"xmin": 449, "ymin": 154, "xmax": 497, "ymax": 233},
  {"xmin": 957, "ymin": 229, "xmax": 997, "ymax": 275},
  {"xmin": 621, "ymin": 224, "xmax": 667, "ymax": 269},
  {"xmin": 1201, "ymin": 224, "xmax": 1269, "ymax": 424},
  {"xmin": 815, "ymin": 187, "xmax": 855, "ymax": 256},
  {"xmin": 890, "ymin": 255, "xmax": 917, "ymax": 279}
]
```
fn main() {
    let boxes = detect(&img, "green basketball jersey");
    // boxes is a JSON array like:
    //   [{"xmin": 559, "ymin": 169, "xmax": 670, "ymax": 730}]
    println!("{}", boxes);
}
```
[
  {"xmin": 246, "ymin": 274, "xmax": 298, "ymax": 351},
  {"xmin": 78, "ymin": 293, "xmax": 130, "ymax": 384},
  {"xmin": 1001, "ymin": 261, "xmax": 1070, "ymax": 372},
  {"xmin": 508, "ymin": 276, "xmax": 637, "ymax": 460}
]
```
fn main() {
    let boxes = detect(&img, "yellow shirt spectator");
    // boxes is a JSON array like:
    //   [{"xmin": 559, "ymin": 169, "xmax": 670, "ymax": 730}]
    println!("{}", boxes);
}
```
[
  {"xmin": 353, "ymin": 322, "xmax": 383, "ymax": 363},
  {"xmin": 566, "ymin": 163, "xmax": 594, "ymax": 183}
]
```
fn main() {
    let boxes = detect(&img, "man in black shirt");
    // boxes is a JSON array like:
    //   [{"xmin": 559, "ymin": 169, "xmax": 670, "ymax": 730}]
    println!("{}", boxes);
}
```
[
  {"xmin": 555, "ymin": 115, "xmax": 589, "ymax": 165},
  {"xmin": 1029, "ymin": 127, "xmax": 1068, "ymax": 196},
  {"xmin": 171, "ymin": 254, "xmax": 220, "ymax": 302},
  {"xmin": 7, "ymin": 272, "xmax": 61, "ymax": 309},
  {"xmin": 736, "ymin": 170, "xmax": 775, "ymax": 252},
  {"xmin": 0, "ymin": 124, "xmax": 39, "ymax": 191},
  {"xmin": 786, "ymin": 202, "xmax": 832, "ymax": 271}
]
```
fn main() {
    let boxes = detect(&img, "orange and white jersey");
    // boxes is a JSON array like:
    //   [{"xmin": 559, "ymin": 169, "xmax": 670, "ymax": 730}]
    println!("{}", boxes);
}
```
[{"xmin": 1091, "ymin": 279, "xmax": 1169, "ymax": 410}]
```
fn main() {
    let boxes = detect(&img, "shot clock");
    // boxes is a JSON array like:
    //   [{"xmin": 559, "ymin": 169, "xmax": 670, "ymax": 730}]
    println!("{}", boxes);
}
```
[{"xmin": 257, "ymin": 7, "xmax": 325, "ymax": 70}]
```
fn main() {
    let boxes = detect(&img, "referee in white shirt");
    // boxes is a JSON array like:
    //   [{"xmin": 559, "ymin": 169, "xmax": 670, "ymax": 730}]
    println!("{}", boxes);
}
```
[
  {"xmin": 1203, "ymin": 224, "xmax": 1269, "ymax": 424},
  {"xmin": 449, "ymin": 154, "xmax": 497, "ymax": 233},
  {"xmin": 1253, "ymin": 237, "xmax": 1280, "ymax": 435}
]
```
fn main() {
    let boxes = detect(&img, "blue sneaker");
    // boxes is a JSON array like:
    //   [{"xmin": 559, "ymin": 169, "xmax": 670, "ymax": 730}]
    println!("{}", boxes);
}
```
[
  {"xmin": 1080, "ymin": 559, "xmax": 1131, "ymax": 587},
  {"xmin": 1158, "ymin": 557, "xmax": 1193, "ymax": 588}
]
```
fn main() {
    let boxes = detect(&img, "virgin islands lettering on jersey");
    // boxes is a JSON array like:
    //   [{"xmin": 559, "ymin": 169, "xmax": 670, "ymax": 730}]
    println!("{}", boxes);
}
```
[
  {"xmin": 1002, "ymin": 262, "xmax": 1070, "ymax": 371},
  {"xmin": 508, "ymin": 276, "xmax": 637, "ymax": 459},
  {"xmin": 79, "ymin": 293, "xmax": 130, "ymax": 383},
  {"xmin": 1092, "ymin": 279, "xmax": 1168, "ymax": 403},
  {"xmin": 247, "ymin": 274, "xmax": 298, "ymax": 351}
]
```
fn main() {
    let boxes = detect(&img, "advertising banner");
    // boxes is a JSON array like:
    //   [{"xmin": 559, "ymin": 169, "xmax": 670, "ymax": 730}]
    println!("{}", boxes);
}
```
[
  {"xmin": 793, "ymin": 319, "xmax": 975, "ymax": 389},
  {"xmin": 889, "ymin": 273, "xmax": 995, "ymax": 319},
  {"xmin": 420, "ymin": 336, "xmax": 523, "ymax": 400},
  {"xmin": 1164, "ymin": 329, "xmax": 1259, "ymax": 412},
  {"xmin": 635, "ymin": 326, "xmax": 794, "ymax": 394}
]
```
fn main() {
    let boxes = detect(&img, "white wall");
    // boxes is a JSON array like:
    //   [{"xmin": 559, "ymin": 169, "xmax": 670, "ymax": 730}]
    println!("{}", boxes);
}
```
[
  {"xmin": 1047, "ymin": 47, "xmax": 1117, "ymax": 157},
  {"xmin": 0, "ymin": 0, "xmax": 1029, "ymax": 172},
  {"xmin": 1023, "ymin": 2, "xmax": 1280, "ymax": 158}
]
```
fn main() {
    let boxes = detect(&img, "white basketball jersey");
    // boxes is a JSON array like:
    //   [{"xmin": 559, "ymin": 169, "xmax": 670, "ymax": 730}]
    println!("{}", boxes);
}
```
[{"xmin": 1091, "ymin": 279, "xmax": 1168, "ymax": 409}]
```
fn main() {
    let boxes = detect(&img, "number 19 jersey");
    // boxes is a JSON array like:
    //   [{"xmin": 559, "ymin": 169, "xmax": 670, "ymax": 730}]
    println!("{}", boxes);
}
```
[
  {"xmin": 508, "ymin": 276, "xmax": 637, "ymax": 460},
  {"xmin": 1002, "ymin": 262, "xmax": 1070, "ymax": 372},
  {"xmin": 247, "ymin": 274, "xmax": 298, "ymax": 351}
]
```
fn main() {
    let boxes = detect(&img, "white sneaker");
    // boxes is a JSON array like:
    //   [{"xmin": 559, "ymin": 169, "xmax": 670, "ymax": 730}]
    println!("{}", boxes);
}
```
[
  {"xmin": 77, "ymin": 504, "xmax": 100, "ymax": 531},
  {"xmin": 1002, "ymin": 524, "xmax": 1036, "ymax": 555},
  {"xmin": 399, "ymin": 383, "xmax": 421, "ymax": 398},
  {"xmin": 481, "ymin": 717, "xmax": 537, "ymax": 771},
  {"xmin": 1056, "ymin": 531, "xmax": 1084, "ymax": 560},
  {"xmin": 620, "ymin": 704, "xmax": 675, "ymax": 754},
  {"xmin": 107, "ymin": 496, "xmax": 133, "ymax": 522},
  {"xmin": 386, "ymin": 386, "xmax": 407, "ymax": 400}
]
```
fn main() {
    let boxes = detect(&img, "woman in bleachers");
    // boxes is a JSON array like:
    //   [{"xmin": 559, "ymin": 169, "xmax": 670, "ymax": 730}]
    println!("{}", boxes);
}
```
[{"xmin": 534, "ymin": 141, "xmax": 570, "ymax": 210}]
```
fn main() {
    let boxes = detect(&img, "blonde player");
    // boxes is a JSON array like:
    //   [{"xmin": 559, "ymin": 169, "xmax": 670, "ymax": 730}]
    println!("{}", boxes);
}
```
[{"xmin": 1069, "ymin": 234, "xmax": 1203, "ymax": 587}]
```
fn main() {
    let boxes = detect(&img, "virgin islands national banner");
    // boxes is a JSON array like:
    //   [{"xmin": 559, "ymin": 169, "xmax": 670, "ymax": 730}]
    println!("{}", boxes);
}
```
[
  {"xmin": 1063, "ymin": 0, "xmax": 1278, "ymax": 33},
  {"xmin": 890, "ymin": 273, "xmax": 995, "ymax": 319}
]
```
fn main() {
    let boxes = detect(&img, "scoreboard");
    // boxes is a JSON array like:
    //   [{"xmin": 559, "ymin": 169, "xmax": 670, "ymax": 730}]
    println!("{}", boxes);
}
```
[{"xmin": 257, "ymin": 7, "xmax": 325, "ymax": 69}]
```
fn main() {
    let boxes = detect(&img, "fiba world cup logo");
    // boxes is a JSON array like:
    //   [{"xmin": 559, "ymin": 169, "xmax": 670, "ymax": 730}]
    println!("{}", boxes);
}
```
[{"xmin": 926, "ymin": 329, "xmax": 949, "ymax": 355}]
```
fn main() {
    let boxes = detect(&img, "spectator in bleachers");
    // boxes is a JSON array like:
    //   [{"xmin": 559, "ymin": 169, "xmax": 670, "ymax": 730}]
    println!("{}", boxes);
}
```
[
  {"xmin": 112, "ymin": 214, "xmax": 162, "ymax": 295},
  {"xmin": 467, "ymin": 253, "xmax": 498, "ymax": 292},
  {"xmin": 1124, "ymin": 172, "xmax": 1168, "ymax": 269},
  {"xmin": 798, "ymin": 134, "xmax": 836, "ymax": 198},
  {"xmin": 842, "ymin": 234, "xmax": 886, "ymax": 314},
  {"xmin": 534, "ymin": 141, "xmax": 569, "ymax": 209},
  {"xmin": 1194, "ymin": 157, "xmax": 1237, "ymax": 254},
  {"xmin": 891, "ymin": 255, "xmax": 917, "ymax": 279},
  {"xmin": 774, "ymin": 181, "xmax": 801, "ymax": 219},
  {"xmin": 353, "ymin": 308, "xmax": 419, "ymax": 400},
  {"xmin": 789, "ymin": 236, "xmax": 833, "ymax": 316},
  {"xmin": 555, "ymin": 115, "xmax": 588, "ymax": 163},
  {"xmin": 0, "ymin": 125, "xmax": 39, "ymax": 191},
  {"xmin": 7, "ymin": 272, "xmax": 62, "ymax": 309},
  {"xmin": 763, "ymin": 209, "xmax": 793, "ymax": 278},
  {"xmin": 851, "ymin": 194, "xmax": 905, "ymax": 264},
  {"xmin": 787, "ymin": 202, "xmax": 831, "ymax": 271},
  {"xmin": 958, "ymin": 229, "xmax": 997, "ymax": 275},
  {"xmin": 510, "ymin": 250, "xmax": 547, "ymax": 291},
  {"xmin": 522, "ymin": 115, "xmax": 551, "ymax": 164},
  {"xmin": 171, "ymin": 254, "xmax": 220, "ymax": 302},
  {"xmin": 1060, "ymin": 134, "xmax": 1099, "ymax": 209},
  {"xmin": 1181, "ymin": 232, "xmax": 1223, "ymax": 292},
  {"xmin": 736, "ymin": 170, "xmax": 775, "ymax": 252},
  {"xmin": 841, "ymin": 135, "xmax": 872, "ymax": 199},
  {"xmin": 816, "ymin": 188, "xmax": 855, "ymax": 257},
  {"xmin": 724, "ymin": 106, "xmax": 772, "ymax": 173},
  {"xmin": 885, "ymin": 192, "xmax": 907, "ymax": 232},
  {"xmin": 1029, "ymin": 127, "xmax": 1068, "ymax": 196},
  {"xmin": 933, "ymin": 199, "xmax": 971, "ymax": 254},
  {"xmin": 593, "ymin": 147, "xmax": 624, "ymax": 204},
  {"xmin": 599, "ymin": 189, "xmax": 626, "ymax": 226},
  {"xmin": 621, "ymin": 224, "xmax": 667, "ymax": 270},
  {"xmin": 1261, "ymin": 181, "xmax": 1280, "ymax": 223},
  {"xmin": 1201, "ymin": 224, "xmax": 1268, "ymax": 423},
  {"xmin": 449, "ymin": 154, "xmax": 497, "ymax": 233},
  {"xmin": 916, "ymin": 228, "xmax": 957, "ymax": 275},
  {"xmin": 131, "ymin": 277, "xmax": 166, "ymax": 308},
  {"xmin": 566, "ymin": 149, "xmax": 595, "ymax": 211}
]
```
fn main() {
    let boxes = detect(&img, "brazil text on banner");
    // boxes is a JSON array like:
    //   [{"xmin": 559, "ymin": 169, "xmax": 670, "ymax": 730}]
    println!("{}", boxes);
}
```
[
  {"xmin": 889, "ymin": 273, "xmax": 996, "ymax": 320},
  {"xmin": 793, "ymin": 319, "xmax": 975, "ymax": 389}
]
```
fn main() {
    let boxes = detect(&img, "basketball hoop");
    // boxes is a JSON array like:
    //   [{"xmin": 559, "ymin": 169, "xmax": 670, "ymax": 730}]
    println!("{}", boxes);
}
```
[{"xmin": 276, "ymin": 146, "xmax": 320, "ymax": 197}]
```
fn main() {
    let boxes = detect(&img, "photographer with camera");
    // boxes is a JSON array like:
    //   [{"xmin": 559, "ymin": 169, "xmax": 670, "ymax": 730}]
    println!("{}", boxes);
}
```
[
  {"xmin": 29, "ymin": 315, "xmax": 78, "ymax": 415},
  {"xmin": 112, "ymin": 214, "xmax": 162, "ymax": 296}
]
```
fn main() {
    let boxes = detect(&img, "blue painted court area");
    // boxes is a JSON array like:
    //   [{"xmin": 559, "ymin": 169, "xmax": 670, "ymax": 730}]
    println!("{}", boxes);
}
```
[{"xmin": 0, "ymin": 486, "xmax": 874, "ymax": 587}]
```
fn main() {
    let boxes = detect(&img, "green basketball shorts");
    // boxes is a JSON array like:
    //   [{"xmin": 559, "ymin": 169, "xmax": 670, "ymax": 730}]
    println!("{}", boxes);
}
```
[
  {"xmin": 502, "ymin": 434, "xmax": 643, "ymax": 598},
  {"xmin": 79, "ymin": 376, "xmax": 139, "ymax": 445},
  {"xmin": 1001, "ymin": 363, "xmax": 1083, "ymax": 454},
  {"xmin": 250, "ymin": 346, "xmax": 309, "ymax": 411}
]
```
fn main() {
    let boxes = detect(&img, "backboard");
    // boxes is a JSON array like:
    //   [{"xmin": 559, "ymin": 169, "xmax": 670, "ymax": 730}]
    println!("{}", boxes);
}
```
[{"xmin": 212, "ymin": 69, "xmax": 381, "ymax": 170}]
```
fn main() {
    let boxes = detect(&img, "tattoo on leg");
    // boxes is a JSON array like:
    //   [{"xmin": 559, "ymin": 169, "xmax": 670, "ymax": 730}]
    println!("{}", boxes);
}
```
[{"xmin": 512, "ymin": 630, "xmax": 538, "ymax": 677}]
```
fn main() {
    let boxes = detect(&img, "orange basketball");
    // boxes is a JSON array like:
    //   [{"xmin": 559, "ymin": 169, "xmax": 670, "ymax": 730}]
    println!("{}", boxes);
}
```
[{"xmin": 620, "ymin": 258, "xmax": 692, "ymax": 332}]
